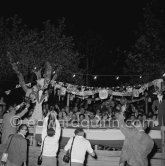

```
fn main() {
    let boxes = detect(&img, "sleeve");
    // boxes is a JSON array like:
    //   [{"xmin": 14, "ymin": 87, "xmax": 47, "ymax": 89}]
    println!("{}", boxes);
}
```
[
  {"xmin": 42, "ymin": 117, "xmax": 48, "ymax": 142},
  {"xmin": 53, "ymin": 119, "xmax": 61, "ymax": 140},
  {"xmin": 20, "ymin": 139, "xmax": 27, "ymax": 162},
  {"xmin": 86, "ymin": 140, "xmax": 94, "ymax": 154},
  {"xmin": 64, "ymin": 137, "xmax": 73, "ymax": 151},
  {"xmin": 17, "ymin": 72, "xmax": 28, "ymax": 93},
  {"xmin": 17, "ymin": 107, "xmax": 29, "ymax": 118},
  {"xmin": 118, "ymin": 118, "xmax": 136, "ymax": 137}
]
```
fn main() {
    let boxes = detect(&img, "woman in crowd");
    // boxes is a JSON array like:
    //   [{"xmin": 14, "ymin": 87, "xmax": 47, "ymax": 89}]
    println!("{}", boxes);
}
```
[{"xmin": 41, "ymin": 111, "xmax": 61, "ymax": 166}]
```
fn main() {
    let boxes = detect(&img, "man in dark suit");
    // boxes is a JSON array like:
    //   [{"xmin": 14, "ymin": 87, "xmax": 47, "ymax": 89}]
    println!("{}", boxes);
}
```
[
  {"xmin": 5, "ymin": 124, "xmax": 28, "ymax": 166},
  {"xmin": 1, "ymin": 102, "xmax": 30, "ymax": 145},
  {"xmin": 152, "ymin": 93, "xmax": 165, "ymax": 126},
  {"xmin": 115, "ymin": 112, "xmax": 154, "ymax": 166}
]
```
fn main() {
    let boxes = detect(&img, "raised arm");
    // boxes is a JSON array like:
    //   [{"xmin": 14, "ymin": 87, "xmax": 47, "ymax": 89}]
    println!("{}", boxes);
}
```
[
  {"xmin": 53, "ymin": 118, "xmax": 61, "ymax": 140},
  {"xmin": 115, "ymin": 112, "xmax": 136, "ymax": 137},
  {"xmin": 128, "ymin": 96, "xmax": 145, "ymax": 103},
  {"xmin": 41, "ymin": 114, "xmax": 49, "ymax": 141},
  {"xmin": 16, "ymin": 103, "xmax": 30, "ymax": 118},
  {"xmin": 11, "ymin": 62, "xmax": 28, "ymax": 93}
]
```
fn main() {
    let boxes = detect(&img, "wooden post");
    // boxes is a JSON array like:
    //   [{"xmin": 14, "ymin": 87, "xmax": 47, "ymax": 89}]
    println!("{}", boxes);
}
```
[
  {"xmin": 145, "ymin": 92, "xmax": 148, "ymax": 115},
  {"xmin": 161, "ymin": 126, "xmax": 165, "ymax": 153},
  {"xmin": 33, "ymin": 124, "xmax": 37, "ymax": 147},
  {"xmin": 161, "ymin": 126, "xmax": 165, "ymax": 165},
  {"xmin": 67, "ymin": 93, "xmax": 70, "ymax": 107}
]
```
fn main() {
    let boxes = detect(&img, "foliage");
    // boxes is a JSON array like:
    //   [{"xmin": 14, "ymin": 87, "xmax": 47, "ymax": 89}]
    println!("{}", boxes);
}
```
[
  {"xmin": 0, "ymin": 15, "xmax": 84, "ymax": 87},
  {"xmin": 124, "ymin": 0, "xmax": 165, "ymax": 84}
]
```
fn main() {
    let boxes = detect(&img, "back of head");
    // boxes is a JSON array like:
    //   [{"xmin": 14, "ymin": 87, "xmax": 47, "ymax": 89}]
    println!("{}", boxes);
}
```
[
  {"xmin": 74, "ymin": 127, "xmax": 84, "ymax": 136},
  {"xmin": 47, "ymin": 127, "xmax": 55, "ymax": 137}
]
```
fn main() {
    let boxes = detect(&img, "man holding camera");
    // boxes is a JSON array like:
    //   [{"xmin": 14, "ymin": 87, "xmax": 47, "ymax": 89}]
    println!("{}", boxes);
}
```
[{"xmin": 64, "ymin": 127, "xmax": 96, "ymax": 166}]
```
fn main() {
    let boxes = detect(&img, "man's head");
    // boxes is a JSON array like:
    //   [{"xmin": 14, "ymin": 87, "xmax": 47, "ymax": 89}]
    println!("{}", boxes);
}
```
[
  {"xmin": 74, "ymin": 127, "xmax": 84, "ymax": 137},
  {"xmin": 133, "ymin": 120, "xmax": 144, "ymax": 131},
  {"xmin": 7, "ymin": 105, "xmax": 16, "ymax": 114},
  {"xmin": 18, "ymin": 124, "xmax": 28, "ymax": 137},
  {"xmin": 79, "ymin": 114, "xmax": 85, "ymax": 122}
]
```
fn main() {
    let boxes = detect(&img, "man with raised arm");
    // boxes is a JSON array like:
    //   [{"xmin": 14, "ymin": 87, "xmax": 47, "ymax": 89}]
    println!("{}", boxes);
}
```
[
  {"xmin": 1, "ymin": 102, "xmax": 30, "ymax": 144},
  {"xmin": 115, "ymin": 112, "xmax": 154, "ymax": 166}
]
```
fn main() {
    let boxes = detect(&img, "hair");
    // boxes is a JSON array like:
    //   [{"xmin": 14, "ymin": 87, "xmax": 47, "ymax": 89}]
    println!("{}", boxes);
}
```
[
  {"xmin": 74, "ymin": 127, "xmax": 84, "ymax": 135},
  {"xmin": 48, "ymin": 113, "xmax": 56, "ymax": 128},
  {"xmin": 17, "ymin": 124, "xmax": 28, "ymax": 132},
  {"xmin": 47, "ymin": 113, "xmax": 56, "ymax": 137},
  {"xmin": 47, "ymin": 127, "xmax": 55, "ymax": 137},
  {"xmin": 79, "ymin": 113, "xmax": 85, "ymax": 119},
  {"xmin": 63, "ymin": 111, "xmax": 68, "ymax": 116},
  {"xmin": 152, "ymin": 114, "xmax": 157, "ymax": 118}
]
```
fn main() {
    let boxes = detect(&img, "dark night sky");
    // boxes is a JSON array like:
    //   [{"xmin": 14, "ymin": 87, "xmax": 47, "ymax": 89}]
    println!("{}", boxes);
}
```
[
  {"xmin": 0, "ymin": 0, "xmax": 149, "ymax": 49},
  {"xmin": 0, "ymin": 0, "xmax": 152, "ymax": 87}
]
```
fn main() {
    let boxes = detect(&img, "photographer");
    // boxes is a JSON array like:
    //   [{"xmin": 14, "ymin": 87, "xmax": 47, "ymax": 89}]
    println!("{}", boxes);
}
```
[{"xmin": 64, "ymin": 127, "xmax": 96, "ymax": 166}]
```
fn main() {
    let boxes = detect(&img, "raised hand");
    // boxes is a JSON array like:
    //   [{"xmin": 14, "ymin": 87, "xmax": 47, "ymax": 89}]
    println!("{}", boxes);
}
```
[{"xmin": 25, "ymin": 102, "xmax": 30, "ymax": 108}]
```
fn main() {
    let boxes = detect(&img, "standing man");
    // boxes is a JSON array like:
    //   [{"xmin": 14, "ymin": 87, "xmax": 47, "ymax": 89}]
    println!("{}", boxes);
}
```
[
  {"xmin": 64, "ymin": 127, "xmax": 96, "ymax": 166},
  {"xmin": 115, "ymin": 112, "xmax": 154, "ymax": 166},
  {"xmin": 152, "ymin": 93, "xmax": 165, "ymax": 126},
  {"xmin": 5, "ymin": 124, "xmax": 28, "ymax": 166},
  {"xmin": 1, "ymin": 102, "xmax": 30, "ymax": 144}
]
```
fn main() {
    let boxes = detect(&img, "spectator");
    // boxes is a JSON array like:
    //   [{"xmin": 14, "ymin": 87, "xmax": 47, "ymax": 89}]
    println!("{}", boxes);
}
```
[
  {"xmin": 115, "ymin": 112, "xmax": 154, "ymax": 166},
  {"xmin": 58, "ymin": 111, "xmax": 63, "ymax": 120},
  {"xmin": 64, "ymin": 127, "xmax": 96, "ymax": 166},
  {"xmin": 137, "ymin": 114, "xmax": 143, "ymax": 122},
  {"xmin": 142, "ymin": 114, "xmax": 147, "ymax": 121},
  {"xmin": 1, "ymin": 102, "xmax": 30, "ymax": 144},
  {"xmin": 152, "ymin": 114, "xmax": 159, "ymax": 127},
  {"xmin": 41, "ymin": 111, "xmax": 61, "ymax": 166},
  {"xmin": 69, "ymin": 113, "xmax": 78, "ymax": 124},
  {"xmin": 5, "ymin": 124, "xmax": 28, "ymax": 166},
  {"xmin": 79, "ymin": 114, "xmax": 85, "ymax": 123}
]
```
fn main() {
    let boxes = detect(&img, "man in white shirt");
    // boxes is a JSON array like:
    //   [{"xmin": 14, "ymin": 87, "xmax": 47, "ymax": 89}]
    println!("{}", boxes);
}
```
[{"xmin": 64, "ymin": 128, "xmax": 96, "ymax": 166}]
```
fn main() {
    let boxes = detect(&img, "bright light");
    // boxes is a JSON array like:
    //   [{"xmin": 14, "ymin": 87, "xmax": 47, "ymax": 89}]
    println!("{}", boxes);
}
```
[
  {"xmin": 163, "ymin": 73, "xmax": 165, "ymax": 77},
  {"xmin": 140, "ymin": 75, "xmax": 142, "ymax": 79},
  {"xmin": 73, "ymin": 74, "xmax": 76, "ymax": 78},
  {"xmin": 94, "ymin": 76, "xmax": 97, "ymax": 80},
  {"xmin": 116, "ymin": 76, "xmax": 119, "ymax": 80},
  {"xmin": 53, "ymin": 71, "xmax": 56, "ymax": 74}
]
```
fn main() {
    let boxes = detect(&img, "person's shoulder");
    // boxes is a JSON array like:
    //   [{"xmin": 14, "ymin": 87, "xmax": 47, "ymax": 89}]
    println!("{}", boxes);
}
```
[
  {"xmin": 83, "ymin": 137, "xmax": 91, "ymax": 144},
  {"xmin": 15, "ymin": 134, "xmax": 26, "ymax": 141}
]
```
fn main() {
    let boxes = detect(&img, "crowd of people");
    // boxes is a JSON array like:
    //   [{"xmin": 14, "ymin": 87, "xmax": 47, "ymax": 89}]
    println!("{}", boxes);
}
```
[
  {"xmin": 0, "ymin": 91, "xmax": 162, "ymax": 166},
  {"xmin": 25, "ymin": 95, "xmax": 159, "ymax": 130}
]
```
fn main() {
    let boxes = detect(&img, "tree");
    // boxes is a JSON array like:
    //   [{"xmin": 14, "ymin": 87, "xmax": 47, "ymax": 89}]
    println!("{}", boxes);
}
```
[
  {"xmin": 124, "ymin": 0, "xmax": 165, "ymax": 84},
  {"xmin": 0, "ymin": 16, "xmax": 84, "ymax": 90}
]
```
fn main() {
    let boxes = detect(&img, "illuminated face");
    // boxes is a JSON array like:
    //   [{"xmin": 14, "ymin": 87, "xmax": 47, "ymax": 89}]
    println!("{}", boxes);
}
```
[{"xmin": 58, "ymin": 112, "xmax": 63, "ymax": 118}]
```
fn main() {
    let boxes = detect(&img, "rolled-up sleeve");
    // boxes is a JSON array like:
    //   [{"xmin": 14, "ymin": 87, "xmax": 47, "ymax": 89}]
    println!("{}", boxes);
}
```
[{"xmin": 86, "ymin": 140, "xmax": 93, "ymax": 154}]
